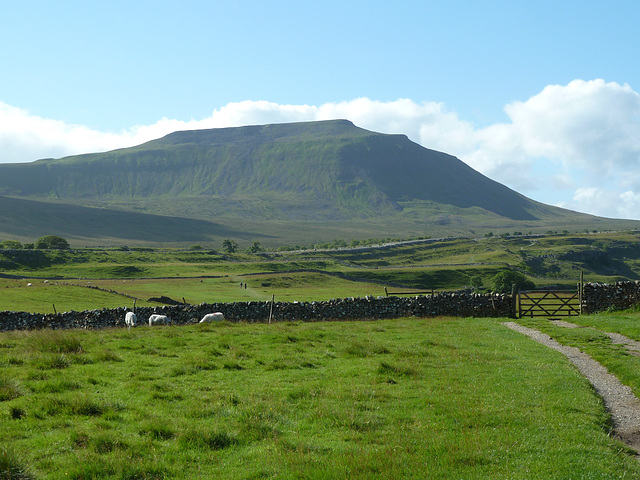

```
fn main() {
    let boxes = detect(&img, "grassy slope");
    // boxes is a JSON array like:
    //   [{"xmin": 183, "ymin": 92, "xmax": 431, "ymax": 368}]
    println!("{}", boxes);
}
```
[
  {"xmin": 1, "ymin": 231, "xmax": 640, "ymax": 314},
  {"xmin": 1, "ymin": 317, "xmax": 639, "ymax": 479},
  {"xmin": 2, "ymin": 193, "xmax": 638, "ymax": 249},
  {"xmin": 2, "ymin": 120, "xmax": 639, "ymax": 247}
]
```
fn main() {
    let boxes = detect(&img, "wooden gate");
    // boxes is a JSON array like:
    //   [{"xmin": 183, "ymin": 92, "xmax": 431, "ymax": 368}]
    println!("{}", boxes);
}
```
[{"xmin": 518, "ymin": 290, "xmax": 581, "ymax": 318}]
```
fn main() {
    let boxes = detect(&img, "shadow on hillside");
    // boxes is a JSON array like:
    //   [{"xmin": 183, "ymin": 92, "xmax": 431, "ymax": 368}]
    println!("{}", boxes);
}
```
[{"xmin": 0, "ymin": 196, "xmax": 269, "ymax": 243}]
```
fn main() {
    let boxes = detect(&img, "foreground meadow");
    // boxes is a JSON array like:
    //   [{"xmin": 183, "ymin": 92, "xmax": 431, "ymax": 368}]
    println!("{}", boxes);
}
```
[{"xmin": 1, "ymin": 317, "xmax": 639, "ymax": 479}]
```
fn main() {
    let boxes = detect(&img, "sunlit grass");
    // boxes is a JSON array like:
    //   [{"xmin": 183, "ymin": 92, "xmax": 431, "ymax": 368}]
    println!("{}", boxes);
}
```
[
  {"xmin": 0, "ymin": 272, "xmax": 395, "ymax": 313},
  {"xmin": 2, "ymin": 231, "xmax": 639, "ymax": 314},
  {"xmin": 0, "ymin": 279, "xmax": 151, "ymax": 313},
  {"xmin": 518, "ymin": 310, "xmax": 640, "ymax": 400},
  {"xmin": 1, "ymin": 317, "xmax": 638, "ymax": 478}
]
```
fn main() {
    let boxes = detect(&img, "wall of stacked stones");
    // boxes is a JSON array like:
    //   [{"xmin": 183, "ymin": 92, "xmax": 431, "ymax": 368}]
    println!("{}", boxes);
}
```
[
  {"xmin": 0, "ymin": 292, "xmax": 513, "ymax": 331},
  {"xmin": 582, "ymin": 281, "xmax": 640, "ymax": 314}
]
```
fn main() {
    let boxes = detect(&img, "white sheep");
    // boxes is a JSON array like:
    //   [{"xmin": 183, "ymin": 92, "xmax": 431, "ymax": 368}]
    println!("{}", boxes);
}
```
[
  {"xmin": 124, "ymin": 311, "xmax": 137, "ymax": 329},
  {"xmin": 148, "ymin": 314, "xmax": 171, "ymax": 326},
  {"xmin": 199, "ymin": 312, "xmax": 225, "ymax": 323}
]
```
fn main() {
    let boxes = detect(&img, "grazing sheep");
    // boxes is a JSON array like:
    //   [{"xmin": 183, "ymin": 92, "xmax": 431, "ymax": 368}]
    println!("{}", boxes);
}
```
[
  {"xmin": 199, "ymin": 312, "xmax": 225, "ymax": 323},
  {"xmin": 148, "ymin": 314, "xmax": 171, "ymax": 326},
  {"xmin": 124, "ymin": 311, "xmax": 137, "ymax": 329}
]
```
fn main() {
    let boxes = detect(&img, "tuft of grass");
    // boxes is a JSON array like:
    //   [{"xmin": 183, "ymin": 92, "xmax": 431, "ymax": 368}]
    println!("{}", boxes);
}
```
[
  {"xmin": 61, "ymin": 461, "xmax": 114, "ymax": 480},
  {"xmin": 266, "ymin": 356, "xmax": 318, "ymax": 370},
  {"xmin": 377, "ymin": 360, "xmax": 418, "ymax": 377},
  {"xmin": 36, "ymin": 354, "xmax": 71, "ymax": 370},
  {"xmin": 189, "ymin": 355, "xmax": 218, "ymax": 371},
  {"xmin": 0, "ymin": 378, "xmax": 24, "ymax": 402},
  {"xmin": 0, "ymin": 446, "xmax": 35, "ymax": 480},
  {"xmin": 69, "ymin": 396, "xmax": 107, "ymax": 416},
  {"xmin": 95, "ymin": 349, "xmax": 123, "ymax": 362},
  {"xmin": 34, "ymin": 332, "xmax": 84, "ymax": 354},
  {"xmin": 345, "ymin": 339, "xmax": 391, "ymax": 357},
  {"xmin": 70, "ymin": 431, "xmax": 90, "ymax": 449},
  {"xmin": 223, "ymin": 361, "xmax": 244, "ymax": 370},
  {"xmin": 92, "ymin": 434, "xmax": 128, "ymax": 454},
  {"xmin": 117, "ymin": 464, "xmax": 174, "ymax": 480},
  {"xmin": 168, "ymin": 365, "xmax": 192, "ymax": 377},
  {"xmin": 36, "ymin": 378, "xmax": 82, "ymax": 393},
  {"xmin": 9, "ymin": 406, "xmax": 26, "ymax": 420},
  {"xmin": 138, "ymin": 420, "xmax": 175, "ymax": 441},
  {"xmin": 40, "ymin": 395, "xmax": 115, "ymax": 417},
  {"xmin": 179, "ymin": 429, "xmax": 238, "ymax": 450}
]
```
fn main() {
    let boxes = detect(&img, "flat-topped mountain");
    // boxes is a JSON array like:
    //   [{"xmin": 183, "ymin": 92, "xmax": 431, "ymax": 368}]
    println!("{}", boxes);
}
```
[{"xmin": 0, "ymin": 120, "xmax": 637, "ymax": 246}]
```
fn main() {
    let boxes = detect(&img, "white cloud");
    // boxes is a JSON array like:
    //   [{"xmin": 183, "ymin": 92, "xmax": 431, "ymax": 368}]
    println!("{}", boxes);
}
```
[
  {"xmin": 0, "ymin": 101, "xmax": 139, "ymax": 162},
  {"xmin": 1, "ymin": 80, "xmax": 640, "ymax": 220},
  {"xmin": 504, "ymin": 79, "xmax": 640, "ymax": 174},
  {"xmin": 422, "ymin": 80, "xmax": 640, "ymax": 197},
  {"xmin": 565, "ymin": 187, "xmax": 640, "ymax": 220}
]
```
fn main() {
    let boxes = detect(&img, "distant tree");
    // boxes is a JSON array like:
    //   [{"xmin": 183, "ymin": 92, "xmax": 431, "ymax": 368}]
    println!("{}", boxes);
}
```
[
  {"xmin": 0, "ymin": 240, "xmax": 22, "ymax": 249},
  {"xmin": 247, "ymin": 241, "xmax": 263, "ymax": 254},
  {"xmin": 491, "ymin": 271, "xmax": 535, "ymax": 293},
  {"xmin": 34, "ymin": 235, "xmax": 70, "ymax": 250},
  {"xmin": 331, "ymin": 239, "xmax": 347, "ymax": 249},
  {"xmin": 189, "ymin": 244, "xmax": 203, "ymax": 251},
  {"xmin": 23, "ymin": 243, "xmax": 35, "ymax": 250},
  {"xmin": 470, "ymin": 275, "xmax": 483, "ymax": 291},
  {"xmin": 221, "ymin": 239, "xmax": 239, "ymax": 254}
]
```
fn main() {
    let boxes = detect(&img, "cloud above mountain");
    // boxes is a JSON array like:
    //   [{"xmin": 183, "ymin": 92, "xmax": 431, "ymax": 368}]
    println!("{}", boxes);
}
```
[{"xmin": 1, "ymin": 79, "xmax": 639, "ymax": 220}]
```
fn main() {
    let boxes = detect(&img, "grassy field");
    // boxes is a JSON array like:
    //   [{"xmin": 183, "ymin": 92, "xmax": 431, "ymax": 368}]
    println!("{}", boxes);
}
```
[
  {"xmin": 0, "ymin": 271, "xmax": 401, "ymax": 314},
  {"xmin": 518, "ymin": 309, "xmax": 640, "ymax": 401},
  {"xmin": 1, "ymin": 316, "xmax": 640, "ymax": 479},
  {"xmin": 2, "ymin": 231, "xmax": 640, "ymax": 315},
  {"xmin": 0, "ymin": 279, "xmax": 147, "ymax": 313}
]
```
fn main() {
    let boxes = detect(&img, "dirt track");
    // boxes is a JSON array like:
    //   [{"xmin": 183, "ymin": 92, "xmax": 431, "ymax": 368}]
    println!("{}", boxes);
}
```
[{"xmin": 503, "ymin": 321, "xmax": 640, "ymax": 456}]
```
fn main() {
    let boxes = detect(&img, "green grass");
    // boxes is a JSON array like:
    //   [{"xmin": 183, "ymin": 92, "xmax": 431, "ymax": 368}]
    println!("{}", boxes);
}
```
[
  {"xmin": 0, "ymin": 317, "xmax": 639, "ymax": 478},
  {"xmin": 0, "ymin": 273, "xmax": 394, "ymax": 313},
  {"xmin": 518, "ymin": 309, "xmax": 640, "ymax": 401},
  {"xmin": 2, "ymin": 230, "xmax": 640, "ymax": 314},
  {"xmin": 0, "ymin": 279, "xmax": 152, "ymax": 313}
]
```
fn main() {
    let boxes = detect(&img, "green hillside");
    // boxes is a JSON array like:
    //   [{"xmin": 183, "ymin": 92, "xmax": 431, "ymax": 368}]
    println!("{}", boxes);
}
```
[
  {"xmin": 0, "ymin": 120, "xmax": 551, "ymax": 219},
  {"xmin": 0, "ymin": 120, "xmax": 639, "ymax": 247}
]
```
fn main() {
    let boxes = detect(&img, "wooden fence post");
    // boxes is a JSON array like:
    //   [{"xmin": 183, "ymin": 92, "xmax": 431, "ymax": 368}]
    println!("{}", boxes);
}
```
[
  {"xmin": 579, "ymin": 271, "xmax": 584, "ymax": 314},
  {"xmin": 269, "ymin": 294, "xmax": 274, "ymax": 324}
]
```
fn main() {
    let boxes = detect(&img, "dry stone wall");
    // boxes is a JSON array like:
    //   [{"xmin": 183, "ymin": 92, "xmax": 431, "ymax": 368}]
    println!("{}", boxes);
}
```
[
  {"xmin": 3, "ymin": 281, "xmax": 640, "ymax": 331},
  {"xmin": 582, "ymin": 281, "xmax": 640, "ymax": 313},
  {"xmin": 0, "ymin": 292, "xmax": 513, "ymax": 331}
]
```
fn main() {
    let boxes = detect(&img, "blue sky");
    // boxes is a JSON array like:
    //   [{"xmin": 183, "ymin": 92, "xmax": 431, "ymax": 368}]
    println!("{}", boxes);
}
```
[{"xmin": 1, "ymin": 0, "xmax": 639, "ymax": 220}]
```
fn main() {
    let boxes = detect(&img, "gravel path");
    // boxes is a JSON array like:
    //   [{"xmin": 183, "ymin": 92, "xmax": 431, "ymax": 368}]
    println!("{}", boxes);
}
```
[
  {"xmin": 548, "ymin": 320, "xmax": 640, "ymax": 355},
  {"xmin": 503, "ymin": 321, "xmax": 640, "ymax": 455},
  {"xmin": 605, "ymin": 332, "xmax": 640, "ymax": 355}
]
